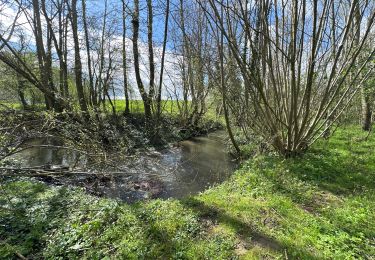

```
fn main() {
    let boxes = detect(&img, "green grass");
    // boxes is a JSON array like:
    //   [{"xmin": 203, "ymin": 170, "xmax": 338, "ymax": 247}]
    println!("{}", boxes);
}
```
[
  {"xmin": 110, "ymin": 100, "xmax": 220, "ymax": 121},
  {"xmin": 1, "ymin": 126, "xmax": 374, "ymax": 259},
  {"xmin": 0, "ymin": 102, "xmax": 23, "ymax": 110},
  {"xmin": 1, "ymin": 99, "xmax": 219, "ymax": 120}
]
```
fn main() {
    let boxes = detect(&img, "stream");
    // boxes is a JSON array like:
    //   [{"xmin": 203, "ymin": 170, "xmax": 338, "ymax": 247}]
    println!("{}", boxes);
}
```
[{"xmin": 11, "ymin": 131, "xmax": 236, "ymax": 203}]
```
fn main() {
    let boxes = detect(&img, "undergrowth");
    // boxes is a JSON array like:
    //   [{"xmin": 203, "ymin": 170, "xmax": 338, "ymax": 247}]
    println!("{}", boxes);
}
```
[{"xmin": 1, "ymin": 126, "xmax": 374, "ymax": 259}]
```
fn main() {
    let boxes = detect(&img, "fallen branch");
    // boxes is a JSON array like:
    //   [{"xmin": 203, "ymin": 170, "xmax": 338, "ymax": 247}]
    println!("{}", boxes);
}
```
[{"xmin": 0, "ymin": 166, "xmax": 132, "ymax": 178}]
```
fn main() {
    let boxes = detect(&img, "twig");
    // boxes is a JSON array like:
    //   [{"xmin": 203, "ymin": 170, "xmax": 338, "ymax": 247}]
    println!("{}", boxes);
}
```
[{"xmin": 15, "ymin": 252, "xmax": 27, "ymax": 260}]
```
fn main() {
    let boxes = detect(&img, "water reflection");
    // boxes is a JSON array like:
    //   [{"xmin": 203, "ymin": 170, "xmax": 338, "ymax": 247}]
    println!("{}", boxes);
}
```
[
  {"xmin": 15, "ymin": 138, "xmax": 86, "ymax": 168},
  {"xmin": 12, "ymin": 131, "xmax": 235, "ymax": 202}
]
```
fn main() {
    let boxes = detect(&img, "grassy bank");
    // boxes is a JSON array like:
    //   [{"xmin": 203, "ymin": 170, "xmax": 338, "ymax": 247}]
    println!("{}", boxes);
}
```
[{"xmin": 1, "ymin": 126, "xmax": 374, "ymax": 259}]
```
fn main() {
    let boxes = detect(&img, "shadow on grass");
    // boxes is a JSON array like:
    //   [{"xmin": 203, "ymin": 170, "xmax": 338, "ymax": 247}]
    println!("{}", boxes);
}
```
[
  {"xmin": 289, "ymin": 148, "xmax": 375, "ymax": 195},
  {"xmin": 131, "ymin": 205, "xmax": 181, "ymax": 259},
  {"xmin": 181, "ymin": 197, "xmax": 320, "ymax": 259},
  {"xmin": 258, "ymin": 136, "xmax": 375, "ymax": 202},
  {"xmin": 0, "ymin": 181, "xmax": 72, "ymax": 258},
  {"xmin": 252, "ymin": 134, "xmax": 375, "ymax": 257}
]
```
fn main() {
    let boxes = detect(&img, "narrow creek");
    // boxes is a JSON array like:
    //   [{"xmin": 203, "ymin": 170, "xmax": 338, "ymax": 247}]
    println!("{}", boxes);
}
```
[{"xmin": 11, "ymin": 131, "xmax": 236, "ymax": 203}]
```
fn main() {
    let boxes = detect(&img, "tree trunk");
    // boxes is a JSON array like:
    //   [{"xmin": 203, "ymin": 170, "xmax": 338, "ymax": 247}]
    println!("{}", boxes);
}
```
[
  {"xmin": 179, "ymin": 0, "xmax": 189, "ymax": 122},
  {"xmin": 355, "ymin": 4, "xmax": 372, "ymax": 131},
  {"xmin": 18, "ymin": 79, "xmax": 28, "ymax": 110},
  {"xmin": 147, "ymin": 0, "xmax": 155, "ymax": 112},
  {"xmin": 132, "ymin": 0, "xmax": 152, "ymax": 120},
  {"xmin": 156, "ymin": 0, "xmax": 170, "ymax": 118},
  {"xmin": 121, "ymin": 0, "xmax": 130, "ymax": 115},
  {"xmin": 82, "ymin": 0, "xmax": 95, "ymax": 107},
  {"xmin": 70, "ymin": 0, "xmax": 88, "ymax": 114},
  {"xmin": 361, "ymin": 88, "xmax": 372, "ymax": 131}
]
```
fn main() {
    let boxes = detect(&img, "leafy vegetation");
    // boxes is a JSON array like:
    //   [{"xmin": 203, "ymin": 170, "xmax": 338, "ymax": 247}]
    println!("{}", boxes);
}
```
[{"xmin": 1, "ymin": 126, "xmax": 374, "ymax": 259}]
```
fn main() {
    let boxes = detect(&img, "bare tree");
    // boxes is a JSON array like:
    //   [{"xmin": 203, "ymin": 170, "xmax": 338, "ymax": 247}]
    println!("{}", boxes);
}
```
[
  {"xmin": 216, "ymin": 3, "xmax": 240, "ymax": 155},
  {"xmin": 172, "ymin": 0, "xmax": 213, "ymax": 127},
  {"xmin": 203, "ymin": 0, "xmax": 375, "ymax": 157},
  {"xmin": 33, "ymin": 0, "xmax": 60, "ymax": 111}
]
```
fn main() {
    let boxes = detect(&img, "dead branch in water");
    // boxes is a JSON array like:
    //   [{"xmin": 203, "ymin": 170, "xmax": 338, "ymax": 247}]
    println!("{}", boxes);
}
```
[{"xmin": 0, "ymin": 166, "xmax": 127, "ymax": 178}]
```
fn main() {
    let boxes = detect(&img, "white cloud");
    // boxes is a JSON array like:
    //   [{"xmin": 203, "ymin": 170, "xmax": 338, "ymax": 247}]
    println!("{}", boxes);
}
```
[{"xmin": 0, "ymin": 1, "xmax": 185, "ymax": 101}]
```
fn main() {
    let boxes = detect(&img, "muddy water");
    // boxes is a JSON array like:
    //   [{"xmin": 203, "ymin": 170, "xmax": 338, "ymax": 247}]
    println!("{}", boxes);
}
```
[{"xmin": 12, "ymin": 131, "xmax": 236, "ymax": 202}]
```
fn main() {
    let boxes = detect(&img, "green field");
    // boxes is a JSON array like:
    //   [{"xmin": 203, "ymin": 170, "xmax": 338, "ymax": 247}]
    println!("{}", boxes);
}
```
[
  {"xmin": 112, "ymin": 100, "xmax": 183, "ymax": 114},
  {"xmin": 1, "ymin": 126, "xmax": 374, "ymax": 259},
  {"xmin": 1, "ymin": 99, "xmax": 192, "ymax": 115}
]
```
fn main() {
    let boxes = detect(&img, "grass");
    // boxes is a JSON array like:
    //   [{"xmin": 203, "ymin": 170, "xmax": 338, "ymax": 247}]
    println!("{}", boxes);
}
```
[
  {"xmin": 110, "ymin": 99, "xmax": 221, "ymax": 123},
  {"xmin": 1, "ymin": 126, "xmax": 374, "ymax": 259},
  {"xmin": 112, "ymin": 100, "xmax": 186, "ymax": 115},
  {"xmin": 1, "ymin": 99, "xmax": 220, "ymax": 121},
  {"xmin": 0, "ymin": 102, "xmax": 23, "ymax": 110}
]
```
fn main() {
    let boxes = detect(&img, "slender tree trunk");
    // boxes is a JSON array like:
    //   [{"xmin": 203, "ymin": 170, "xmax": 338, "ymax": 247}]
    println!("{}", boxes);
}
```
[
  {"xmin": 18, "ymin": 79, "xmax": 28, "ymax": 110},
  {"xmin": 122, "ymin": 0, "xmax": 130, "ymax": 115},
  {"xmin": 62, "ymin": 14, "xmax": 69, "ymax": 98},
  {"xmin": 82, "ymin": 0, "xmax": 95, "ymax": 107},
  {"xmin": 156, "ymin": 0, "xmax": 170, "ymax": 118},
  {"xmin": 57, "ymin": 2, "xmax": 65, "ymax": 97},
  {"xmin": 323, "ymin": 1, "xmax": 337, "ymax": 139},
  {"xmin": 361, "ymin": 89, "xmax": 372, "ymax": 131},
  {"xmin": 179, "ymin": 0, "xmax": 188, "ymax": 122},
  {"xmin": 70, "ymin": 0, "xmax": 88, "ymax": 114},
  {"xmin": 103, "ymin": 55, "xmax": 116, "ymax": 115},
  {"xmin": 132, "ymin": 0, "xmax": 151, "ymax": 120},
  {"xmin": 97, "ymin": 0, "xmax": 108, "ymax": 110},
  {"xmin": 147, "ymin": 0, "xmax": 155, "ymax": 112},
  {"xmin": 42, "ymin": 0, "xmax": 68, "ymax": 100}
]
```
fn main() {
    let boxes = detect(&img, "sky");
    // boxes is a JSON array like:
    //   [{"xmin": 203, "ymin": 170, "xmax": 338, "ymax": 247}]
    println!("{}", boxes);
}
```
[
  {"xmin": 0, "ymin": 0, "xmax": 185, "ymax": 100},
  {"xmin": 3, "ymin": 0, "xmax": 373, "ymax": 101}
]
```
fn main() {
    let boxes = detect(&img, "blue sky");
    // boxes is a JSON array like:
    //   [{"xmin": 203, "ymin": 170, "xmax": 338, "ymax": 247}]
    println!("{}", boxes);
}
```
[{"xmin": 84, "ymin": 0, "xmax": 175, "ymax": 47}]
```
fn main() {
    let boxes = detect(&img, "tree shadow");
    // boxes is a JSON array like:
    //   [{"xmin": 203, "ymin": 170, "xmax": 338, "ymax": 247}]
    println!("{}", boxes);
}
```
[
  {"xmin": 133, "ymin": 207, "xmax": 180, "ymax": 259},
  {"xmin": 308, "ymin": 131, "xmax": 374, "ymax": 191},
  {"xmin": 0, "ymin": 180, "xmax": 73, "ymax": 258},
  {"xmin": 259, "ymin": 142, "xmax": 375, "ymax": 201},
  {"xmin": 181, "ymin": 197, "xmax": 320, "ymax": 259},
  {"xmin": 255, "ymin": 144, "xmax": 375, "ymax": 253}
]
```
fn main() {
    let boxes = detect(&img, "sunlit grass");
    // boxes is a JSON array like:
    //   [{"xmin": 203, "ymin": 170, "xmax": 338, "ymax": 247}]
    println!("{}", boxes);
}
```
[
  {"xmin": 1, "ymin": 126, "xmax": 374, "ymax": 258},
  {"xmin": 110, "ymin": 100, "xmax": 185, "ymax": 115}
]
